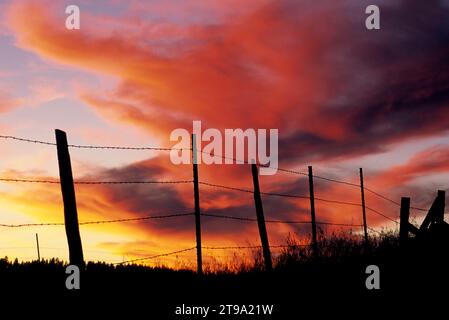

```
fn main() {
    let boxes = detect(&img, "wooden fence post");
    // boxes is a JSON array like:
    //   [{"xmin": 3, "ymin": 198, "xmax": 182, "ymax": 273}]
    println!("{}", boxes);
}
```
[
  {"xmin": 55, "ymin": 129, "xmax": 84, "ymax": 267},
  {"xmin": 308, "ymin": 166, "xmax": 318, "ymax": 257},
  {"xmin": 359, "ymin": 168, "xmax": 368, "ymax": 245},
  {"xmin": 35, "ymin": 233, "xmax": 40, "ymax": 261},
  {"xmin": 251, "ymin": 163, "xmax": 272, "ymax": 271},
  {"xmin": 420, "ymin": 190, "xmax": 446, "ymax": 232},
  {"xmin": 399, "ymin": 197, "xmax": 410, "ymax": 246},
  {"xmin": 191, "ymin": 134, "xmax": 202, "ymax": 274},
  {"xmin": 435, "ymin": 190, "xmax": 445, "ymax": 224}
]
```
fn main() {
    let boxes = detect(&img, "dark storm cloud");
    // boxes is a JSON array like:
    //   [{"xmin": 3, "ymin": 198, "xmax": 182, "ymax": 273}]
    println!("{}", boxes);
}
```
[{"xmin": 278, "ymin": 0, "xmax": 449, "ymax": 164}]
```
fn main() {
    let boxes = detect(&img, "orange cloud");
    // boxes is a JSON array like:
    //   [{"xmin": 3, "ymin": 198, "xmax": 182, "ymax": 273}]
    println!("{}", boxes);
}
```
[
  {"xmin": 371, "ymin": 146, "xmax": 449, "ymax": 188},
  {"xmin": 6, "ymin": 0, "xmax": 345, "ymax": 134},
  {"xmin": 9, "ymin": 0, "xmax": 449, "ymax": 164},
  {"xmin": 0, "ymin": 90, "xmax": 22, "ymax": 113}
]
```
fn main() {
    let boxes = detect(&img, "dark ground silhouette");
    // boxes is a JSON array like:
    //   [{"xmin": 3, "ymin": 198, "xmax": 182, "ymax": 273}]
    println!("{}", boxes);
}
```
[{"xmin": 1, "ymin": 232, "xmax": 448, "ymax": 318}]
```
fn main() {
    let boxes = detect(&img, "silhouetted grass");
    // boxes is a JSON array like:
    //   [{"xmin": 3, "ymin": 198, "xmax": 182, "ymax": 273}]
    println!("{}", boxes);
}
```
[
  {"xmin": 0, "ymin": 230, "xmax": 442, "ymax": 273},
  {"xmin": 1, "ymin": 230, "xmax": 447, "ymax": 316}
]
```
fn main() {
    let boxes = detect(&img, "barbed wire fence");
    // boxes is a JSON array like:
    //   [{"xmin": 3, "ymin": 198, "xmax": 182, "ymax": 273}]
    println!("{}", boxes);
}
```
[{"xmin": 0, "ymin": 132, "xmax": 443, "ymax": 271}]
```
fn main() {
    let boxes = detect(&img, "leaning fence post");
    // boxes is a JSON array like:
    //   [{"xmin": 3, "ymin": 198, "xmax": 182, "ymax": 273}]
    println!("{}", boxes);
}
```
[
  {"xmin": 308, "ymin": 166, "xmax": 318, "ymax": 257},
  {"xmin": 420, "ymin": 190, "xmax": 445, "ymax": 232},
  {"xmin": 55, "ymin": 129, "xmax": 84, "ymax": 267},
  {"xmin": 399, "ymin": 197, "xmax": 410, "ymax": 246},
  {"xmin": 359, "ymin": 168, "xmax": 369, "ymax": 245},
  {"xmin": 251, "ymin": 163, "xmax": 272, "ymax": 271},
  {"xmin": 35, "ymin": 233, "xmax": 40, "ymax": 261},
  {"xmin": 191, "ymin": 134, "xmax": 202, "ymax": 275},
  {"xmin": 435, "ymin": 190, "xmax": 445, "ymax": 224}
]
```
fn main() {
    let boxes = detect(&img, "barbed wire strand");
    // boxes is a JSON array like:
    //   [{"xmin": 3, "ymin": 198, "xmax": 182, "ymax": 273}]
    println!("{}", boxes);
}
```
[
  {"xmin": 74, "ymin": 180, "xmax": 193, "ymax": 185},
  {"xmin": 198, "ymin": 181, "xmax": 401, "ymax": 222},
  {"xmin": 198, "ymin": 181, "xmax": 309, "ymax": 199},
  {"xmin": 367, "ymin": 226, "xmax": 382, "ymax": 235},
  {"xmin": 202, "ymin": 245, "xmax": 300, "ymax": 250},
  {"xmin": 366, "ymin": 206, "xmax": 399, "ymax": 224},
  {"xmin": 0, "ymin": 134, "xmax": 189, "ymax": 151},
  {"xmin": 68, "ymin": 144, "xmax": 188, "ymax": 151},
  {"xmin": 0, "ymin": 135, "xmax": 439, "ymax": 219},
  {"xmin": 0, "ymin": 212, "xmax": 194, "ymax": 228},
  {"xmin": 0, "ymin": 178, "xmax": 60, "ymax": 184},
  {"xmin": 0, "ymin": 177, "xmax": 433, "ymax": 215},
  {"xmin": 114, "ymin": 247, "xmax": 197, "ymax": 265},
  {"xmin": 201, "ymin": 213, "xmax": 309, "ymax": 224},
  {"xmin": 0, "ymin": 135, "xmax": 56, "ymax": 146},
  {"xmin": 0, "ymin": 176, "xmax": 403, "ymax": 225},
  {"xmin": 199, "ymin": 181, "xmax": 363, "ymax": 206},
  {"xmin": 0, "ymin": 178, "xmax": 193, "ymax": 185},
  {"xmin": 201, "ymin": 213, "xmax": 362, "ymax": 227}
]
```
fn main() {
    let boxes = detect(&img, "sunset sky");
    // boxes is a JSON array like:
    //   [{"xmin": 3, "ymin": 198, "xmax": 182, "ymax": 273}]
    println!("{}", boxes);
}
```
[{"xmin": 0, "ymin": 0, "xmax": 448, "ymax": 267}]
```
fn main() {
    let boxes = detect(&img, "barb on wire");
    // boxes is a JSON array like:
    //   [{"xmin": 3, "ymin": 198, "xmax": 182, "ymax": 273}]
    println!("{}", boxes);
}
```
[
  {"xmin": 0, "ymin": 212, "xmax": 194, "ymax": 228},
  {"xmin": 115, "ymin": 247, "xmax": 196, "ymax": 265}
]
